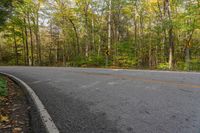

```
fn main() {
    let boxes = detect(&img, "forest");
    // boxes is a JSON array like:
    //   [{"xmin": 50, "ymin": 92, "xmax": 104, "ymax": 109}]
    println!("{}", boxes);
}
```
[{"xmin": 0, "ymin": 0, "xmax": 199, "ymax": 71}]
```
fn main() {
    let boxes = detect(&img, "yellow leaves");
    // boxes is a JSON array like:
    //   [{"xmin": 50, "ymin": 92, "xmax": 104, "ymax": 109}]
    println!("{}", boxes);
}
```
[
  {"xmin": 149, "ymin": 0, "xmax": 157, "ymax": 3},
  {"xmin": 146, "ymin": 0, "xmax": 160, "ymax": 14},
  {"xmin": 0, "ymin": 115, "xmax": 9, "ymax": 123}
]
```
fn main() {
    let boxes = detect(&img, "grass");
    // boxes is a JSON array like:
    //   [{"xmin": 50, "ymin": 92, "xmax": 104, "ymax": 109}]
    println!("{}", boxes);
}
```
[{"xmin": 0, "ymin": 75, "xmax": 7, "ymax": 96}]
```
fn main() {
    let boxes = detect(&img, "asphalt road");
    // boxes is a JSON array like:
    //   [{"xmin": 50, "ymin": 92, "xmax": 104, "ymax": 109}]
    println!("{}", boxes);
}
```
[{"xmin": 1, "ymin": 67, "xmax": 200, "ymax": 133}]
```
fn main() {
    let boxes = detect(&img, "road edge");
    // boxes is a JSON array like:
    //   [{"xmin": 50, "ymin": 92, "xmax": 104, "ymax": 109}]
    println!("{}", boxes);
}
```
[{"xmin": 0, "ymin": 72, "xmax": 59, "ymax": 133}]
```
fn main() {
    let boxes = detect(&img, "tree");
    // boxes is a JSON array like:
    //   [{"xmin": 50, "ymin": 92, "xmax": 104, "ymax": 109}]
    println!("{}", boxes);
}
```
[
  {"xmin": 0, "ymin": 0, "xmax": 12, "ymax": 27},
  {"xmin": 0, "ymin": 0, "xmax": 200, "ymax": 71}
]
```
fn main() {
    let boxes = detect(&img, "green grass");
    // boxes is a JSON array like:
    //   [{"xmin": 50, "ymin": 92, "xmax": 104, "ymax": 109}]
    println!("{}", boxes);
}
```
[{"xmin": 0, "ymin": 75, "xmax": 7, "ymax": 96}]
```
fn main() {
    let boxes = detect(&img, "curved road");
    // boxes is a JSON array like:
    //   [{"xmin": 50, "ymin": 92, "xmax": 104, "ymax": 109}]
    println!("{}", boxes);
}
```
[{"xmin": 1, "ymin": 67, "xmax": 200, "ymax": 133}]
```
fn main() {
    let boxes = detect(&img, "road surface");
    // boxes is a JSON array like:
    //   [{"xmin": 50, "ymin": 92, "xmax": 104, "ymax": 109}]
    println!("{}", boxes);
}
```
[{"xmin": 1, "ymin": 67, "xmax": 200, "ymax": 133}]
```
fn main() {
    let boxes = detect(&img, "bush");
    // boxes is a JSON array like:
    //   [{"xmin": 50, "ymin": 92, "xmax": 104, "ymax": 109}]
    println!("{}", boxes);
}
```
[
  {"xmin": 176, "ymin": 60, "xmax": 200, "ymax": 71},
  {"xmin": 114, "ymin": 55, "xmax": 137, "ymax": 68},
  {"xmin": 188, "ymin": 59, "xmax": 200, "ymax": 71},
  {"xmin": 176, "ymin": 62, "xmax": 185, "ymax": 71},
  {"xmin": 157, "ymin": 63, "xmax": 169, "ymax": 70},
  {"xmin": 68, "ymin": 54, "xmax": 105, "ymax": 67},
  {"xmin": 86, "ymin": 54, "xmax": 105, "ymax": 67}
]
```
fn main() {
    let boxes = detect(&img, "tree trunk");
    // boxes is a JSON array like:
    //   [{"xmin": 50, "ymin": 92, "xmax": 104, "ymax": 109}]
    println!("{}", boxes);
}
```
[
  {"xmin": 185, "ymin": 45, "xmax": 190, "ymax": 70},
  {"xmin": 68, "ymin": 18, "xmax": 80, "ymax": 55},
  {"xmin": 24, "ymin": 18, "xmax": 29, "ymax": 65},
  {"xmin": 83, "ymin": 2, "xmax": 90, "ymax": 58},
  {"xmin": 33, "ymin": 8, "xmax": 41, "ymax": 65},
  {"xmin": 0, "ymin": 43, "xmax": 2, "ymax": 62},
  {"xmin": 165, "ymin": 0, "xmax": 174, "ymax": 69},
  {"xmin": 21, "ymin": 26, "xmax": 26, "ymax": 65},
  {"xmin": 106, "ymin": 0, "xmax": 112, "ymax": 66},
  {"xmin": 185, "ymin": 30, "xmax": 194, "ymax": 70},
  {"xmin": 37, "ymin": 13, "xmax": 41, "ymax": 65},
  {"xmin": 13, "ymin": 26, "xmax": 18, "ymax": 65},
  {"xmin": 91, "ymin": 13, "xmax": 95, "ymax": 52},
  {"xmin": 63, "ymin": 43, "xmax": 67, "ymax": 66},
  {"xmin": 168, "ymin": 28, "xmax": 174, "ymax": 69},
  {"xmin": 133, "ymin": 1, "xmax": 137, "ymax": 59},
  {"xmin": 28, "ymin": 12, "xmax": 34, "ymax": 66},
  {"xmin": 48, "ymin": 47, "xmax": 52, "ymax": 65},
  {"xmin": 157, "ymin": 0, "xmax": 166, "ymax": 63},
  {"xmin": 149, "ymin": 43, "xmax": 152, "ymax": 69}
]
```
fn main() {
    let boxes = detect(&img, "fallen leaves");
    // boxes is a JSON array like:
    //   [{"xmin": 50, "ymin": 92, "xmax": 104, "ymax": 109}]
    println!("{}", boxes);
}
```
[
  {"xmin": 0, "ymin": 96, "xmax": 7, "ymax": 101},
  {"xmin": 0, "ymin": 77, "xmax": 30, "ymax": 132},
  {"xmin": 0, "ymin": 115, "xmax": 9, "ymax": 123},
  {"xmin": 12, "ymin": 127, "xmax": 22, "ymax": 133}
]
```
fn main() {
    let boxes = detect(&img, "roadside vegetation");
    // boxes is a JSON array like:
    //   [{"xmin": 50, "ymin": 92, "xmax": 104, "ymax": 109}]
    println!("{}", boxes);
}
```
[
  {"xmin": 0, "ymin": 76, "xmax": 7, "ymax": 97},
  {"xmin": 0, "ymin": 0, "xmax": 199, "ymax": 71}
]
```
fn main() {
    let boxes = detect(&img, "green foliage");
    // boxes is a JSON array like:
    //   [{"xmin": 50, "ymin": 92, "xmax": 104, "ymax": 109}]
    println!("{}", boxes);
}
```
[
  {"xmin": 117, "ymin": 41, "xmax": 133, "ymax": 53},
  {"xmin": 0, "ymin": 0, "xmax": 12, "ymax": 27},
  {"xmin": 176, "ymin": 61, "xmax": 185, "ymax": 71},
  {"xmin": 157, "ymin": 63, "xmax": 169, "ymax": 70},
  {"xmin": 69, "ymin": 54, "xmax": 105, "ymax": 67},
  {"xmin": 86, "ymin": 54, "xmax": 105, "ymax": 67},
  {"xmin": 173, "ymin": 59, "xmax": 200, "ymax": 71},
  {"xmin": 0, "ymin": 0, "xmax": 200, "ymax": 72},
  {"xmin": 69, "ymin": 56, "xmax": 86, "ymax": 67},
  {"xmin": 111, "ymin": 41, "xmax": 137, "ymax": 68},
  {"xmin": 189, "ymin": 60, "xmax": 200, "ymax": 71},
  {"xmin": 0, "ymin": 0, "xmax": 23, "ymax": 28},
  {"xmin": 114, "ymin": 55, "xmax": 137, "ymax": 68},
  {"xmin": 0, "ymin": 76, "xmax": 7, "ymax": 96}
]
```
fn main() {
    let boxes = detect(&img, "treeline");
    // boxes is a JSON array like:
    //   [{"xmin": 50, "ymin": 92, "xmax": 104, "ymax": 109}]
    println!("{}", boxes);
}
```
[{"xmin": 0, "ymin": 0, "xmax": 200, "ymax": 71}]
